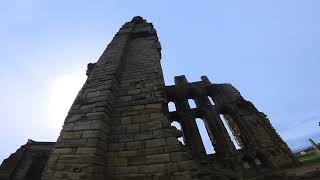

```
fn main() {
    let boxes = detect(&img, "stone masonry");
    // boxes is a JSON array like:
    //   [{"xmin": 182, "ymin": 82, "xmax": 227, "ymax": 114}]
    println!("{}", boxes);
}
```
[{"xmin": 0, "ymin": 16, "xmax": 300, "ymax": 180}]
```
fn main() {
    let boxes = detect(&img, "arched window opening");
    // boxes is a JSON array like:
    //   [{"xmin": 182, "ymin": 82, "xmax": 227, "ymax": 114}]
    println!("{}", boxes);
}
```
[
  {"xmin": 168, "ymin": 101, "xmax": 176, "ymax": 112},
  {"xmin": 195, "ymin": 118, "xmax": 216, "ymax": 154},
  {"xmin": 208, "ymin": 96, "xmax": 215, "ymax": 105},
  {"xmin": 171, "ymin": 121, "xmax": 185, "ymax": 145},
  {"xmin": 188, "ymin": 99, "xmax": 197, "ymax": 109},
  {"xmin": 219, "ymin": 114, "xmax": 242, "ymax": 150}
]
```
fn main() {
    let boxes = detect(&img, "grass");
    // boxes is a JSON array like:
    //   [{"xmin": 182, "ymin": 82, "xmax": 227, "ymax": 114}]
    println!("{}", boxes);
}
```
[{"xmin": 297, "ymin": 151, "xmax": 320, "ymax": 164}]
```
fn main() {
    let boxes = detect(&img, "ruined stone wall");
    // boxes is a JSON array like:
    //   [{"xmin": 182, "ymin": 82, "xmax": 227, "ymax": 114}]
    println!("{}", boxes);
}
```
[
  {"xmin": 0, "ymin": 140, "xmax": 54, "ymax": 180},
  {"xmin": 106, "ymin": 27, "xmax": 195, "ymax": 179},
  {"xmin": 41, "ymin": 18, "xmax": 133, "ymax": 180},
  {"xmin": 37, "ymin": 16, "xmax": 298, "ymax": 180},
  {"xmin": 165, "ymin": 75, "xmax": 299, "ymax": 172},
  {"xmin": 41, "ymin": 17, "xmax": 236, "ymax": 180}
]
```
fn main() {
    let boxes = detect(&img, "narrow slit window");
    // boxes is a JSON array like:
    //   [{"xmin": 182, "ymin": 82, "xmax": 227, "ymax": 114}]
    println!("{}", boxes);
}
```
[
  {"xmin": 188, "ymin": 99, "xmax": 197, "ymax": 109},
  {"xmin": 195, "ymin": 118, "xmax": 216, "ymax": 154},
  {"xmin": 220, "ymin": 114, "xmax": 242, "ymax": 150},
  {"xmin": 171, "ymin": 121, "xmax": 185, "ymax": 145},
  {"xmin": 208, "ymin": 96, "xmax": 215, "ymax": 105},
  {"xmin": 168, "ymin": 101, "xmax": 176, "ymax": 112}
]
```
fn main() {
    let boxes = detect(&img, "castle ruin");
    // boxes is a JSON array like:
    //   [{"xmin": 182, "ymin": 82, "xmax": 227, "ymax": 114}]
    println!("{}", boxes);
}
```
[{"xmin": 0, "ymin": 16, "xmax": 300, "ymax": 180}]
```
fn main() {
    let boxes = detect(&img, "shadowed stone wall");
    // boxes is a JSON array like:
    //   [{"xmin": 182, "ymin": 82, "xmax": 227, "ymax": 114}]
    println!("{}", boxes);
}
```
[
  {"xmin": 165, "ymin": 75, "xmax": 299, "ymax": 173},
  {"xmin": 0, "ymin": 140, "xmax": 54, "ymax": 180}
]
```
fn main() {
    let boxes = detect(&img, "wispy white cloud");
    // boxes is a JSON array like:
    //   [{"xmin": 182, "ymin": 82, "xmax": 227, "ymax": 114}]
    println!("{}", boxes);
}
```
[
  {"xmin": 0, "ymin": 35, "xmax": 104, "ymax": 162},
  {"xmin": 278, "ymin": 113, "xmax": 320, "ymax": 149}
]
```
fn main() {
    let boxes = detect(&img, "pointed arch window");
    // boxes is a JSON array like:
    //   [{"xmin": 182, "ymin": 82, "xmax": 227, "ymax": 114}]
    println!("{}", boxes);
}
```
[
  {"xmin": 220, "ymin": 114, "xmax": 242, "ymax": 150},
  {"xmin": 168, "ymin": 101, "xmax": 176, "ymax": 112},
  {"xmin": 188, "ymin": 99, "xmax": 197, "ymax": 109},
  {"xmin": 171, "ymin": 121, "xmax": 185, "ymax": 145},
  {"xmin": 195, "ymin": 118, "xmax": 216, "ymax": 154}
]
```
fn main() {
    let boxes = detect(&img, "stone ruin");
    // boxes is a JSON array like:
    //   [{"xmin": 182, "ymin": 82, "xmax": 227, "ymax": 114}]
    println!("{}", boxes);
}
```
[{"xmin": 0, "ymin": 16, "xmax": 305, "ymax": 180}]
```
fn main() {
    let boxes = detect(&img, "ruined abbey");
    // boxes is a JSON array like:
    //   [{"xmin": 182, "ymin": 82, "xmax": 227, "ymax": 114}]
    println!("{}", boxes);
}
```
[{"xmin": 0, "ymin": 16, "xmax": 304, "ymax": 180}]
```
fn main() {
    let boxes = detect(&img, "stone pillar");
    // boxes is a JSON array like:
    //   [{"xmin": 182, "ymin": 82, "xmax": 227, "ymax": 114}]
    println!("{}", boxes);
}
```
[
  {"xmin": 174, "ymin": 76, "xmax": 206, "ymax": 157},
  {"xmin": 204, "ymin": 106, "xmax": 236, "ymax": 156},
  {"xmin": 196, "ymin": 77, "xmax": 236, "ymax": 156},
  {"xmin": 42, "ymin": 16, "xmax": 165, "ymax": 180}
]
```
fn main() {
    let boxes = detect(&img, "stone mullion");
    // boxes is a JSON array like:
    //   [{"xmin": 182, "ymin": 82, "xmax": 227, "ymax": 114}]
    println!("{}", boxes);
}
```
[
  {"xmin": 205, "ymin": 109, "xmax": 236, "ymax": 156},
  {"xmin": 193, "ymin": 95, "xmax": 235, "ymax": 156},
  {"xmin": 193, "ymin": 96, "xmax": 218, "ymax": 152},
  {"xmin": 175, "ymin": 100, "xmax": 206, "ymax": 157},
  {"xmin": 194, "ymin": 96, "xmax": 211, "ymax": 108}
]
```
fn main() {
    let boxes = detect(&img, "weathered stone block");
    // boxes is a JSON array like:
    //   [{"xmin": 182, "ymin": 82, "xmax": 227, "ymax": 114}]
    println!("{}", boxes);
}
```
[
  {"xmin": 134, "ymin": 131, "xmax": 153, "ymax": 141},
  {"xmin": 140, "ymin": 164, "xmax": 166, "ymax": 173},
  {"xmin": 140, "ymin": 121, "xmax": 162, "ymax": 131},
  {"xmin": 132, "ymin": 114, "xmax": 149, "ymax": 123},
  {"xmin": 76, "ymin": 147, "xmax": 97, "ymax": 154},
  {"xmin": 73, "ymin": 121, "xmax": 92, "ymax": 131},
  {"xmin": 108, "ymin": 158, "xmax": 128, "ymax": 167},
  {"xmin": 62, "ymin": 131, "xmax": 82, "ymax": 140},
  {"xmin": 146, "ymin": 153, "xmax": 170, "ymax": 164},
  {"xmin": 86, "ymin": 112, "xmax": 108, "ymax": 120},
  {"xmin": 126, "ymin": 124, "xmax": 140, "ymax": 133},
  {"xmin": 86, "ymin": 91, "xmax": 102, "ymax": 98},
  {"xmin": 149, "ymin": 113, "xmax": 163, "ymax": 120},
  {"xmin": 170, "ymin": 152, "xmax": 192, "ymax": 161},
  {"xmin": 108, "ymin": 143, "xmax": 125, "ymax": 151},
  {"xmin": 125, "ymin": 141, "xmax": 146, "ymax": 150},
  {"xmin": 56, "ymin": 139, "xmax": 87, "ymax": 148},
  {"xmin": 121, "ymin": 116, "xmax": 132, "ymax": 124},
  {"xmin": 127, "ymin": 156, "xmax": 146, "ymax": 166},
  {"xmin": 115, "ymin": 166, "xmax": 139, "ymax": 175},
  {"xmin": 163, "ymin": 145, "xmax": 181, "ymax": 153},
  {"xmin": 65, "ymin": 114, "xmax": 85, "ymax": 123},
  {"xmin": 146, "ymin": 138, "xmax": 166, "ymax": 148},
  {"xmin": 54, "ymin": 148, "xmax": 75, "ymax": 154},
  {"xmin": 119, "ymin": 134, "xmax": 134, "ymax": 142}
]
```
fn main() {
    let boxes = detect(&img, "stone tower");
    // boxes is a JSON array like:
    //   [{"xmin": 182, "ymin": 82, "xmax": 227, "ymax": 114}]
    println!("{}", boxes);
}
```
[{"xmin": 0, "ymin": 16, "xmax": 298, "ymax": 180}]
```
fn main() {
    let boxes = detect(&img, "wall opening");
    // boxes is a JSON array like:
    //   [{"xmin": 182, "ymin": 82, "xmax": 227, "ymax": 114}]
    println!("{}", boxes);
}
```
[
  {"xmin": 171, "ymin": 121, "xmax": 185, "ymax": 145},
  {"xmin": 195, "ymin": 118, "xmax": 216, "ymax": 154},
  {"xmin": 168, "ymin": 101, "xmax": 176, "ymax": 112},
  {"xmin": 208, "ymin": 96, "xmax": 215, "ymax": 105},
  {"xmin": 188, "ymin": 99, "xmax": 197, "ymax": 109},
  {"xmin": 219, "ymin": 114, "xmax": 242, "ymax": 150}
]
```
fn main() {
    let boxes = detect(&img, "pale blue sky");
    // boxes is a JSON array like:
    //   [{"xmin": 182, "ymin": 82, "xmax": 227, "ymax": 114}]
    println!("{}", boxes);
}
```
[{"xmin": 1, "ymin": 0, "xmax": 320, "ymax": 162}]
